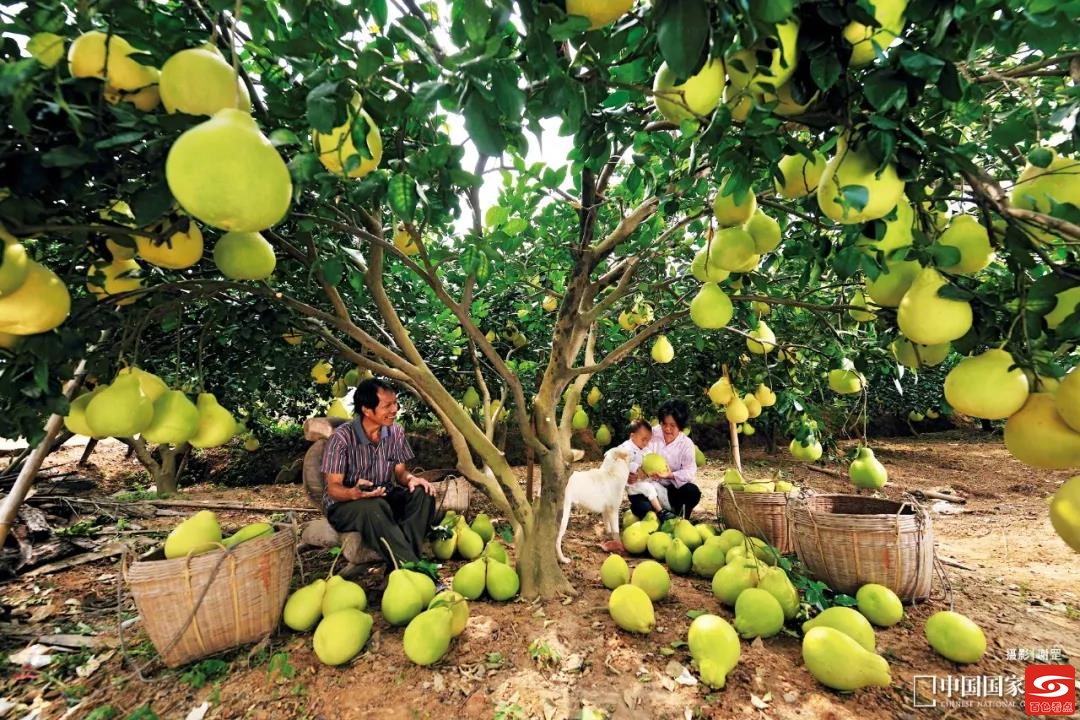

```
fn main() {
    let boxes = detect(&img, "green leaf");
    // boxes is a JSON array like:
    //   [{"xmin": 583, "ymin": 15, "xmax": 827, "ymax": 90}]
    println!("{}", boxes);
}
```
[
  {"xmin": 839, "ymin": 184, "xmax": 870, "ymax": 213},
  {"xmin": 863, "ymin": 70, "xmax": 908, "ymax": 111},
  {"xmin": 306, "ymin": 81, "xmax": 344, "ymax": 134},
  {"xmin": 463, "ymin": 93, "xmax": 505, "ymax": 157},
  {"xmin": 809, "ymin": 52, "xmax": 842, "ymax": 92},
  {"xmin": 268, "ymin": 128, "xmax": 301, "ymax": 148},
  {"xmin": 485, "ymin": 205, "xmax": 509, "ymax": 228},
  {"xmin": 655, "ymin": 0, "xmax": 709, "ymax": 80},
  {"xmin": 750, "ymin": 0, "xmax": 795, "ymax": 24},
  {"xmin": 41, "ymin": 146, "xmax": 94, "ymax": 168},
  {"xmin": 387, "ymin": 174, "xmax": 419, "ymax": 223},
  {"xmin": 898, "ymin": 51, "xmax": 945, "ymax": 81},
  {"xmin": 319, "ymin": 257, "xmax": 344, "ymax": 286}
]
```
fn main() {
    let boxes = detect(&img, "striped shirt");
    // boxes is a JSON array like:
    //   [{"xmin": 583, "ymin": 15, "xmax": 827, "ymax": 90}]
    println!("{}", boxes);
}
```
[
  {"xmin": 647, "ymin": 425, "xmax": 697, "ymax": 489},
  {"xmin": 321, "ymin": 419, "xmax": 414, "ymax": 511}
]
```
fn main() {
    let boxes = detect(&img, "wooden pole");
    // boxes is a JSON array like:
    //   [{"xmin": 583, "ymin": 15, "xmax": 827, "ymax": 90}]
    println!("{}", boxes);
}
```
[
  {"xmin": 722, "ymin": 364, "xmax": 742, "ymax": 472},
  {"xmin": 0, "ymin": 360, "xmax": 87, "ymax": 548}
]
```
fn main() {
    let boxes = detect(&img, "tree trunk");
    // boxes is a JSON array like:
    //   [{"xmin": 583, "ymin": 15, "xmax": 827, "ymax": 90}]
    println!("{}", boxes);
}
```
[
  {"xmin": 153, "ymin": 444, "xmax": 189, "ymax": 497},
  {"xmin": 515, "ymin": 453, "xmax": 574, "ymax": 598}
]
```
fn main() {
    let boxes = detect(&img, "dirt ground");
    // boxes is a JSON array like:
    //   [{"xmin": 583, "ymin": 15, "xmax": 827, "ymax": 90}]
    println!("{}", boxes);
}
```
[{"xmin": 1, "ymin": 428, "xmax": 1078, "ymax": 720}]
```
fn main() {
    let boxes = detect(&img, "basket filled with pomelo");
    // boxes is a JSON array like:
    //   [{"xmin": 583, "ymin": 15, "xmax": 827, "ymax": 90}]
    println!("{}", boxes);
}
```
[
  {"xmin": 717, "ymin": 468, "xmax": 795, "ymax": 553},
  {"xmin": 787, "ymin": 494, "xmax": 934, "ymax": 601}
]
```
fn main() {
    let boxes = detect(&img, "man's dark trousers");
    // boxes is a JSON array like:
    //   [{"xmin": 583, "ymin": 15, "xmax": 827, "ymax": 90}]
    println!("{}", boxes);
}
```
[{"xmin": 327, "ymin": 486, "xmax": 435, "ymax": 566}]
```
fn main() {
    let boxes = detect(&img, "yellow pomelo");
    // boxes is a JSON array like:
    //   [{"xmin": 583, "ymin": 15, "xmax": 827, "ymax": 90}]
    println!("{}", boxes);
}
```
[
  {"xmin": 897, "ymin": 268, "xmax": 973, "ymax": 345},
  {"xmin": 163, "ymin": 510, "xmax": 222, "ymax": 559},
  {"xmin": 733, "ymin": 587, "xmax": 785, "ymax": 639},
  {"xmin": 393, "ymin": 226, "xmax": 420, "ymax": 255},
  {"xmin": 313, "ymin": 608, "xmax": 373, "ymax": 666},
  {"xmin": 690, "ymin": 283, "xmax": 733, "ymax": 329},
  {"xmin": 725, "ymin": 20, "xmax": 800, "ymax": 93},
  {"xmin": 1010, "ymin": 152, "xmax": 1080, "ymax": 216},
  {"xmin": 723, "ymin": 83, "xmax": 754, "ymax": 123},
  {"xmin": 1049, "ymin": 475, "xmax": 1080, "ymax": 552},
  {"xmin": 849, "ymin": 288, "xmax": 877, "ymax": 322},
  {"xmin": 709, "ymin": 227, "xmax": 758, "ymax": 272},
  {"xmin": 0, "ymin": 260, "xmax": 70, "ymax": 335},
  {"xmin": 85, "ymin": 373, "xmax": 154, "ymax": 438},
  {"xmin": 312, "ymin": 99, "xmax": 383, "ymax": 179},
  {"xmin": 828, "ymin": 367, "xmax": 864, "ymax": 395},
  {"xmin": 136, "ymin": 220, "xmax": 203, "ymax": 269},
  {"xmin": 572, "ymin": 407, "xmax": 589, "ymax": 430},
  {"xmin": 67, "ymin": 30, "xmax": 155, "ymax": 90},
  {"xmin": 857, "ymin": 198, "xmax": 914, "ymax": 255},
  {"xmin": 944, "ymin": 349, "xmax": 1029, "ymax": 420},
  {"xmin": 651, "ymin": 335, "xmax": 674, "ymax": 363},
  {"xmin": 125, "ymin": 80, "xmax": 161, "ymax": 112},
  {"xmin": 587, "ymin": 386, "xmax": 602, "ymax": 407},
  {"xmin": 817, "ymin": 136, "xmax": 905, "ymax": 224},
  {"xmin": 1056, "ymin": 370, "xmax": 1080, "ymax": 432},
  {"xmin": 213, "ymin": 231, "xmax": 276, "ymax": 280},
  {"xmin": 630, "ymin": 559, "xmax": 670, "ymax": 601},
  {"xmin": 745, "ymin": 211, "xmax": 782, "ymax": 253},
  {"xmin": 1004, "ymin": 393, "xmax": 1080, "ymax": 469},
  {"xmin": 1045, "ymin": 286, "xmax": 1080, "ymax": 330},
  {"xmin": 159, "ymin": 44, "xmax": 251, "ymax": 117},
  {"xmin": 166, "ymin": 109, "xmax": 292, "ymax": 232},
  {"xmin": 754, "ymin": 383, "xmax": 776, "ymax": 407},
  {"xmin": 712, "ymin": 180, "xmax": 757, "ymax": 228},
  {"xmin": 0, "ymin": 240, "xmax": 30, "ymax": 296},
  {"xmin": 726, "ymin": 395, "xmax": 750, "ymax": 424},
  {"xmin": 843, "ymin": 0, "xmax": 909, "ymax": 66},
  {"xmin": 117, "ymin": 366, "xmax": 168, "ymax": 402},
  {"xmin": 641, "ymin": 453, "xmax": 669, "ymax": 476},
  {"xmin": 28, "ymin": 32, "xmax": 65, "ymax": 68},
  {"xmin": 937, "ymin": 215, "xmax": 993, "ymax": 274},
  {"xmin": 566, "ymin": 0, "xmax": 634, "ymax": 29},
  {"xmin": 709, "ymin": 377, "xmax": 734, "ymax": 405},
  {"xmin": 64, "ymin": 388, "xmax": 104, "ymax": 437},
  {"xmin": 141, "ymin": 390, "xmax": 200, "ymax": 446},
  {"xmin": 601, "ymin": 554, "xmax": 630, "ymax": 590},
  {"xmin": 653, "ymin": 59, "xmax": 725, "ymax": 124},
  {"xmin": 924, "ymin": 611, "xmax": 986, "ymax": 664},
  {"xmin": 889, "ymin": 337, "xmax": 950, "ymax": 369},
  {"xmin": 687, "ymin": 614, "xmax": 741, "ymax": 683},
  {"xmin": 188, "ymin": 392, "xmax": 237, "ymax": 449},
  {"xmin": 746, "ymin": 320, "xmax": 776, "ymax": 354},
  {"xmin": 802, "ymin": 626, "xmax": 891, "ymax": 691},
  {"xmin": 86, "ymin": 258, "xmax": 144, "ymax": 306},
  {"xmin": 609, "ymin": 583, "xmax": 655, "ymax": 634},
  {"xmin": 311, "ymin": 361, "xmax": 334, "ymax": 384},
  {"xmin": 865, "ymin": 259, "xmax": 920, "ymax": 308},
  {"xmin": 775, "ymin": 152, "xmax": 826, "ymax": 199},
  {"xmin": 767, "ymin": 79, "xmax": 818, "ymax": 117},
  {"xmin": 803, "ymin": 606, "xmax": 876, "ymax": 651},
  {"xmin": 855, "ymin": 583, "xmax": 904, "ymax": 627}
]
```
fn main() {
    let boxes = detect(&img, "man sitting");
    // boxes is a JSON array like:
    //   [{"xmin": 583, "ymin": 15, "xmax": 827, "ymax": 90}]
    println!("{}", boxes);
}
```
[{"xmin": 321, "ymin": 377, "xmax": 436, "ymax": 568}]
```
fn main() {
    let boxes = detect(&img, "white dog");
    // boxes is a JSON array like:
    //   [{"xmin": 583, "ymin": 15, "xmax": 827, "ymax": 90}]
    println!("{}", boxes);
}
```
[{"xmin": 556, "ymin": 447, "xmax": 632, "ymax": 564}]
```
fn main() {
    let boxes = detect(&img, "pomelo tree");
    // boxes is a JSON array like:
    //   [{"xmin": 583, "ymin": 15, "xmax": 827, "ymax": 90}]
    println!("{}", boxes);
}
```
[{"xmin": 1, "ymin": 0, "xmax": 1078, "ymax": 594}]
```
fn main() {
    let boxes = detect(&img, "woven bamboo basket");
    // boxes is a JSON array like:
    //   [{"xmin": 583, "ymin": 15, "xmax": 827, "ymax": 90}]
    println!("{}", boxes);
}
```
[
  {"xmin": 787, "ymin": 494, "xmax": 934, "ymax": 601},
  {"xmin": 717, "ymin": 487, "xmax": 793, "ymax": 553},
  {"xmin": 126, "ymin": 529, "xmax": 295, "ymax": 667}
]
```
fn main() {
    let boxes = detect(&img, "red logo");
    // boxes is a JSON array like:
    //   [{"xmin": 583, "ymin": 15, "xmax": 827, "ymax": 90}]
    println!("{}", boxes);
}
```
[{"xmin": 1025, "ymin": 665, "xmax": 1076, "ymax": 716}]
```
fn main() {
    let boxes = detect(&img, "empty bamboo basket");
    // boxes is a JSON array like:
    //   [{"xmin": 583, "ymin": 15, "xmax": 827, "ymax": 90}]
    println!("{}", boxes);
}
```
[
  {"xmin": 126, "ymin": 529, "xmax": 295, "ymax": 667},
  {"xmin": 787, "ymin": 494, "xmax": 934, "ymax": 601},
  {"xmin": 718, "ymin": 487, "xmax": 793, "ymax": 553}
]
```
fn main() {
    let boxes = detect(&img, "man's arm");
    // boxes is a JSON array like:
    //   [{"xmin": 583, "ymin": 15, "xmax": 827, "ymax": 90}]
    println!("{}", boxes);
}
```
[
  {"xmin": 325, "ymin": 472, "xmax": 385, "ymax": 501},
  {"xmin": 395, "ymin": 463, "xmax": 435, "ymax": 496}
]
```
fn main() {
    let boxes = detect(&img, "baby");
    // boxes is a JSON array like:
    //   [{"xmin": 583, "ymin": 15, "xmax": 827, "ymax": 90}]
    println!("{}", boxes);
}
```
[{"xmin": 618, "ymin": 419, "xmax": 675, "ymax": 522}]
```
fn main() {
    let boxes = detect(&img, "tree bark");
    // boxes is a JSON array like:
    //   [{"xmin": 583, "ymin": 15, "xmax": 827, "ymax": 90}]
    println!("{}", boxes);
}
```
[{"xmin": 516, "ymin": 450, "xmax": 574, "ymax": 598}]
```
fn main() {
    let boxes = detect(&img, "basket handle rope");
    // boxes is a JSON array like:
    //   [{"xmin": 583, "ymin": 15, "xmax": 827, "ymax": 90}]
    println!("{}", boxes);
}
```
[
  {"xmin": 718, "ymin": 485, "xmax": 783, "ymax": 565},
  {"xmin": 119, "ymin": 541, "xmax": 237, "ymax": 673},
  {"xmin": 900, "ymin": 492, "xmax": 950, "ymax": 607}
]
